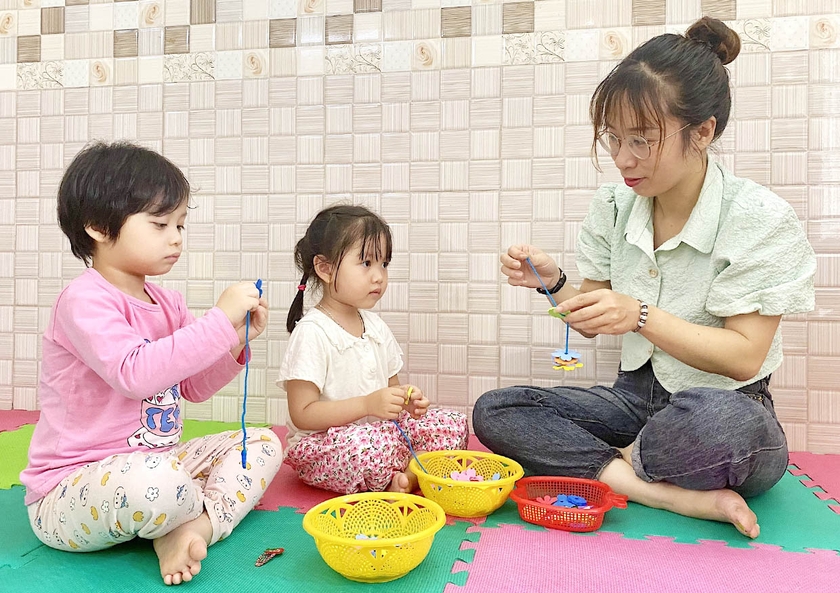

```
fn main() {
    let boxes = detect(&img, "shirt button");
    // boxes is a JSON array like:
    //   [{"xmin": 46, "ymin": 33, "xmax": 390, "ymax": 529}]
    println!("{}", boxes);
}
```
[{"xmin": 648, "ymin": 269, "xmax": 659, "ymax": 278}]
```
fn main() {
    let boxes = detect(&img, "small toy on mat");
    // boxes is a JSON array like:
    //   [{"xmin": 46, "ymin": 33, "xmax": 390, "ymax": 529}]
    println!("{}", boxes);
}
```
[{"xmin": 255, "ymin": 547, "xmax": 284, "ymax": 567}]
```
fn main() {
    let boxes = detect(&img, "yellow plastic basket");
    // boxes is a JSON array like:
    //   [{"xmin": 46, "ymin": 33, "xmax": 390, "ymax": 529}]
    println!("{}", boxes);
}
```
[
  {"xmin": 302, "ymin": 492, "xmax": 446, "ymax": 583},
  {"xmin": 409, "ymin": 450, "xmax": 525, "ymax": 518}
]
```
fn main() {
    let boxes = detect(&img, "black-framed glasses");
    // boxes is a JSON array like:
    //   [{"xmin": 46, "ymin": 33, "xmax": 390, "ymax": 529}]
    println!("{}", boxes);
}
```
[{"xmin": 597, "ymin": 123, "xmax": 691, "ymax": 160}]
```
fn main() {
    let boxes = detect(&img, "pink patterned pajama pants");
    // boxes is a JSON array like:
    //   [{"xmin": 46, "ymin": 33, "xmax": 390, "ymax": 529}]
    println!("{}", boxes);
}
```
[
  {"xmin": 27, "ymin": 428, "xmax": 283, "ymax": 551},
  {"xmin": 285, "ymin": 408, "xmax": 469, "ymax": 494}
]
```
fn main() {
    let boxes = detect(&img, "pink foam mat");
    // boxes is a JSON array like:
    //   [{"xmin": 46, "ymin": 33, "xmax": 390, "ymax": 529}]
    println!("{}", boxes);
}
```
[
  {"xmin": 254, "ymin": 425, "xmax": 335, "ymax": 513},
  {"xmin": 788, "ymin": 452, "xmax": 840, "ymax": 514},
  {"xmin": 256, "ymin": 427, "xmax": 495, "ymax": 514},
  {"xmin": 0, "ymin": 410, "xmax": 39, "ymax": 433},
  {"xmin": 446, "ymin": 524, "xmax": 840, "ymax": 593}
]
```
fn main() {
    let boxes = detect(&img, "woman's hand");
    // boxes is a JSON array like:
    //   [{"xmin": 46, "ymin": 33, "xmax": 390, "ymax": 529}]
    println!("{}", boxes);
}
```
[
  {"xmin": 501, "ymin": 244, "xmax": 560, "ymax": 289},
  {"xmin": 555, "ymin": 289, "xmax": 640, "ymax": 336},
  {"xmin": 402, "ymin": 385, "xmax": 430, "ymax": 419}
]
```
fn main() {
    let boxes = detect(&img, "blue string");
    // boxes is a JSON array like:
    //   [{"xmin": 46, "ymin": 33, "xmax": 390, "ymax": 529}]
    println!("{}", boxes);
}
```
[
  {"xmin": 392, "ymin": 420, "xmax": 427, "ymax": 474},
  {"xmin": 525, "ymin": 257, "xmax": 558, "ymax": 307},
  {"xmin": 241, "ymin": 279, "xmax": 263, "ymax": 469},
  {"xmin": 526, "ymin": 257, "xmax": 571, "ymax": 356},
  {"xmin": 565, "ymin": 320, "xmax": 570, "ymax": 356}
]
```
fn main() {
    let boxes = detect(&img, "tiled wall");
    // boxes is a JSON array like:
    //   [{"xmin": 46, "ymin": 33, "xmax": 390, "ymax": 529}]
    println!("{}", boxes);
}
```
[{"xmin": 0, "ymin": 0, "xmax": 839, "ymax": 452}]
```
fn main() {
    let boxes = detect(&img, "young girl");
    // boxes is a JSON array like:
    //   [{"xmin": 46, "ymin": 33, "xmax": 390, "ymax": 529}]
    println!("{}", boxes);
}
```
[
  {"xmin": 279, "ymin": 205, "xmax": 468, "ymax": 494},
  {"xmin": 20, "ymin": 142, "xmax": 282, "ymax": 586},
  {"xmin": 474, "ymin": 17, "xmax": 815, "ymax": 538}
]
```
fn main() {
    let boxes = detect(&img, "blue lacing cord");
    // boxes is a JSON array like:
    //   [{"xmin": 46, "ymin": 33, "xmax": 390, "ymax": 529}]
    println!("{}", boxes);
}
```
[
  {"xmin": 525, "ymin": 257, "xmax": 569, "ymax": 355},
  {"xmin": 392, "ymin": 420, "xmax": 427, "ymax": 474},
  {"xmin": 241, "ymin": 279, "xmax": 263, "ymax": 469}
]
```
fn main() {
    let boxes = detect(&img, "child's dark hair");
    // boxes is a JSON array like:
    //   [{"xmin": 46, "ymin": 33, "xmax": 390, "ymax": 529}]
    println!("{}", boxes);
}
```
[
  {"xmin": 287, "ymin": 205, "xmax": 393, "ymax": 333},
  {"xmin": 590, "ymin": 16, "xmax": 741, "ymax": 168},
  {"xmin": 58, "ymin": 141, "xmax": 190, "ymax": 266}
]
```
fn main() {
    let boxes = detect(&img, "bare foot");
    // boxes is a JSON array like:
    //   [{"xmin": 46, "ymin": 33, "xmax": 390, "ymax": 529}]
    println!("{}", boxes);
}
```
[
  {"xmin": 153, "ymin": 513, "xmax": 212, "ymax": 585},
  {"xmin": 657, "ymin": 487, "xmax": 759, "ymax": 538},
  {"xmin": 600, "ymin": 458, "xmax": 760, "ymax": 538},
  {"xmin": 387, "ymin": 469, "xmax": 419, "ymax": 493},
  {"xmin": 697, "ymin": 489, "xmax": 760, "ymax": 538}
]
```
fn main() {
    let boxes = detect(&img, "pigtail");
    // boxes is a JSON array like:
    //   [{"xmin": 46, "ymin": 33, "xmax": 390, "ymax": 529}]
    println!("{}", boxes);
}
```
[
  {"xmin": 286, "ymin": 272, "xmax": 309, "ymax": 333},
  {"xmin": 287, "ymin": 230, "xmax": 315, "ymax": 333}
]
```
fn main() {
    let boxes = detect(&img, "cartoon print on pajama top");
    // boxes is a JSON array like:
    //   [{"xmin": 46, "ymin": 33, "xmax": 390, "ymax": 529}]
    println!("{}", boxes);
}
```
[{"xmin": 128, "ymin": 383, "xmax": 183, "ymax": 448}]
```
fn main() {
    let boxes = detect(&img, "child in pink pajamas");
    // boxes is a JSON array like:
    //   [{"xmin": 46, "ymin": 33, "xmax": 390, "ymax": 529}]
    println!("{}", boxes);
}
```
[
  {"xmin": 20, "ymin": 142, "xmax": 282, "ymax": 586},
  {"xmin": 279, "ymin": 205, "xmax": 469, "ymax": 494}
]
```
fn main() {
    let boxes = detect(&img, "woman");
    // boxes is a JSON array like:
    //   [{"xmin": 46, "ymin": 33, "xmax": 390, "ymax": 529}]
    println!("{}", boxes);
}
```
[{"xmin": 472, "ymin": 17, "xmax": 815, "ymax": 538}]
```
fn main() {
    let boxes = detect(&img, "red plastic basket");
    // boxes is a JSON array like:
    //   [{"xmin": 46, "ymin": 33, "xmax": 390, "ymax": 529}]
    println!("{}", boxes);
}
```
[{"xmin": 509, "ymin": 476, "xmax": 628, "ymax": 532}]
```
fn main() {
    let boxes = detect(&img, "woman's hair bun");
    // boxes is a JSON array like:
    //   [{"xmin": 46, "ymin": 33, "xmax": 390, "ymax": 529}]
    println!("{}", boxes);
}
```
[{"xmin": 685, "ymin": 16, "xmax": 741, "ymax": 65}]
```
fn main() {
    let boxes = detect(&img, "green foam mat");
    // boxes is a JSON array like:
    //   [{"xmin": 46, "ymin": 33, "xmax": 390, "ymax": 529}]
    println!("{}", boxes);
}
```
[
  {"xmin": 482, "ymin": 468, "xmax": 840, "ymax": 553},
  {"xmin": 1, "ymin": 497, "xmax": 477, "ymax": 592},
  {"xmin": 0, "ymin": 425, "xmax": 33, "ymax": 489},
  {"xmin": 0, "ymin": 487, "xmax": 43, "ymax": 569}
]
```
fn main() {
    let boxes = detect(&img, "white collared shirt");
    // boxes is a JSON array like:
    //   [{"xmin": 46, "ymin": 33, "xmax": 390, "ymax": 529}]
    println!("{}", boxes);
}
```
[
  {"xmin": 277, "ymin": 308, "xmax": 404, "ymax": 448},
  {"xmin": 576, "ymin": 158, "xmax": 816, "ymax": 393}
]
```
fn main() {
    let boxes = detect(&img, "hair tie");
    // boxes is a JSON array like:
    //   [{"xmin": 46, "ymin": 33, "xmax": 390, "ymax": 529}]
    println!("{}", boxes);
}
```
[{"xmin": 297, "ymin": 284, "xmax": 306, "ymax": 291}]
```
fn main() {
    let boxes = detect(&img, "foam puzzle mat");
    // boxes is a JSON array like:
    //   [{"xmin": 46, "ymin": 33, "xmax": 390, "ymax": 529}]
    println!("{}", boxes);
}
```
[{"xmin": 1, "ymin": 412, "xmax": 838, "ymax": 592}]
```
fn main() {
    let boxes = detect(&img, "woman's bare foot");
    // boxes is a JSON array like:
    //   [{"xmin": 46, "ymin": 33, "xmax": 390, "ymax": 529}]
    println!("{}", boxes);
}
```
[
  {"xmin": 387, "ymin": 468, "xmax": 419, "ymax": 493},
  {"xmin": 600, "ymin": 457, "xmax": 760, "ymax": 538},
  {"xmin": 152, "ymin": 513, "xmax": 212, "ymax": 585},
  {"xmin": 673, "ymin": 488, "xmax": 760, "ymax": 538}
]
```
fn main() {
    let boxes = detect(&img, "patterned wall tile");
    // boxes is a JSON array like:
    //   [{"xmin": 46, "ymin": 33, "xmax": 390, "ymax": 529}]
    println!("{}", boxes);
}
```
[
  {"xmin": 354, "ymin": 11, "xmax": 381, "ymax": 41},
  {"xmin": 632, "ymin": 0, "xmax": 664, "ymax": 26},
  {"xmin": 114, "ymin": 29, "xmax": 138, "ymax": 58},
  {"xmin": 164, "ymin": 25, "xmax": 189, "ymax": 54},
  {"xmin": 299, "ymin": 15, "xmax": 325, "ymax": 45},
  {"xmin": 136, "ymin": 27, "xmax": 161, "ymax": 55},
  {"xmin": 269, "ymin": 18, "xmax": 297, "ymax": 47},
  {"xmin": 191, "ymin": 0, "xmax": 216, "ymax": 24},
  {"xmin": 502, "ymin": 2, "xmax": 534, "ymax": 35},
  {"xmin": 702, "ymin": 0, "xmax": 737, "ymax": 20},
  {"xmin": 354, "ymin": 0, "xmax": 381, "ymax": 12},
  {"xmin": 41, "ymin": 7, "xmax": 64, "ymax": 35},
  {"xmin": 17, "ymin": 35, "xmax": 41, "ymax": 62},
  {"xmin": 666, "ymin": 0, "xmax": 701, "ymax": 23},
  {"xmin": 441, "ymin": 6, "xmax": 469, "ymax": 38},
  {"xmin": 326, "ymin": 13, "xmax": 353, "ymax": 44}
]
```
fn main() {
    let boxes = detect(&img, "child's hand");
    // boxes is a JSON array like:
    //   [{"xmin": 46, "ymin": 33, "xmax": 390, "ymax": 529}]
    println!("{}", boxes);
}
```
[
  {"xmin": 403, "ymin": 385, "xmax": 430, "ymax": 419},
  {"xmin": 365, "ymin": 386, "xmax": 408, "ymax": 420},
  {"xmin": 216, "ymin": 282, "xmax": 261, "ymax": 327},
  {"xmin": 232, "ymin": 296, "xmax": 268, "ymax": 345}
]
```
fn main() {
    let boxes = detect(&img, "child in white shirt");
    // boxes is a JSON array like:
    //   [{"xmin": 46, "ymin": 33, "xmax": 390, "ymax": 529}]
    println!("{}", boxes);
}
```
[{"xmin": 278, "ymin": 205, "xmax": 468, "ymax": 494}]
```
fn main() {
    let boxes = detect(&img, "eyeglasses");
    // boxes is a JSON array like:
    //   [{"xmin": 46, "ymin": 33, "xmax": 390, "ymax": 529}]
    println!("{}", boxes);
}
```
[{"xmin": 597, "ymin": 124, "xmax": 691, "ymax": 160}]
